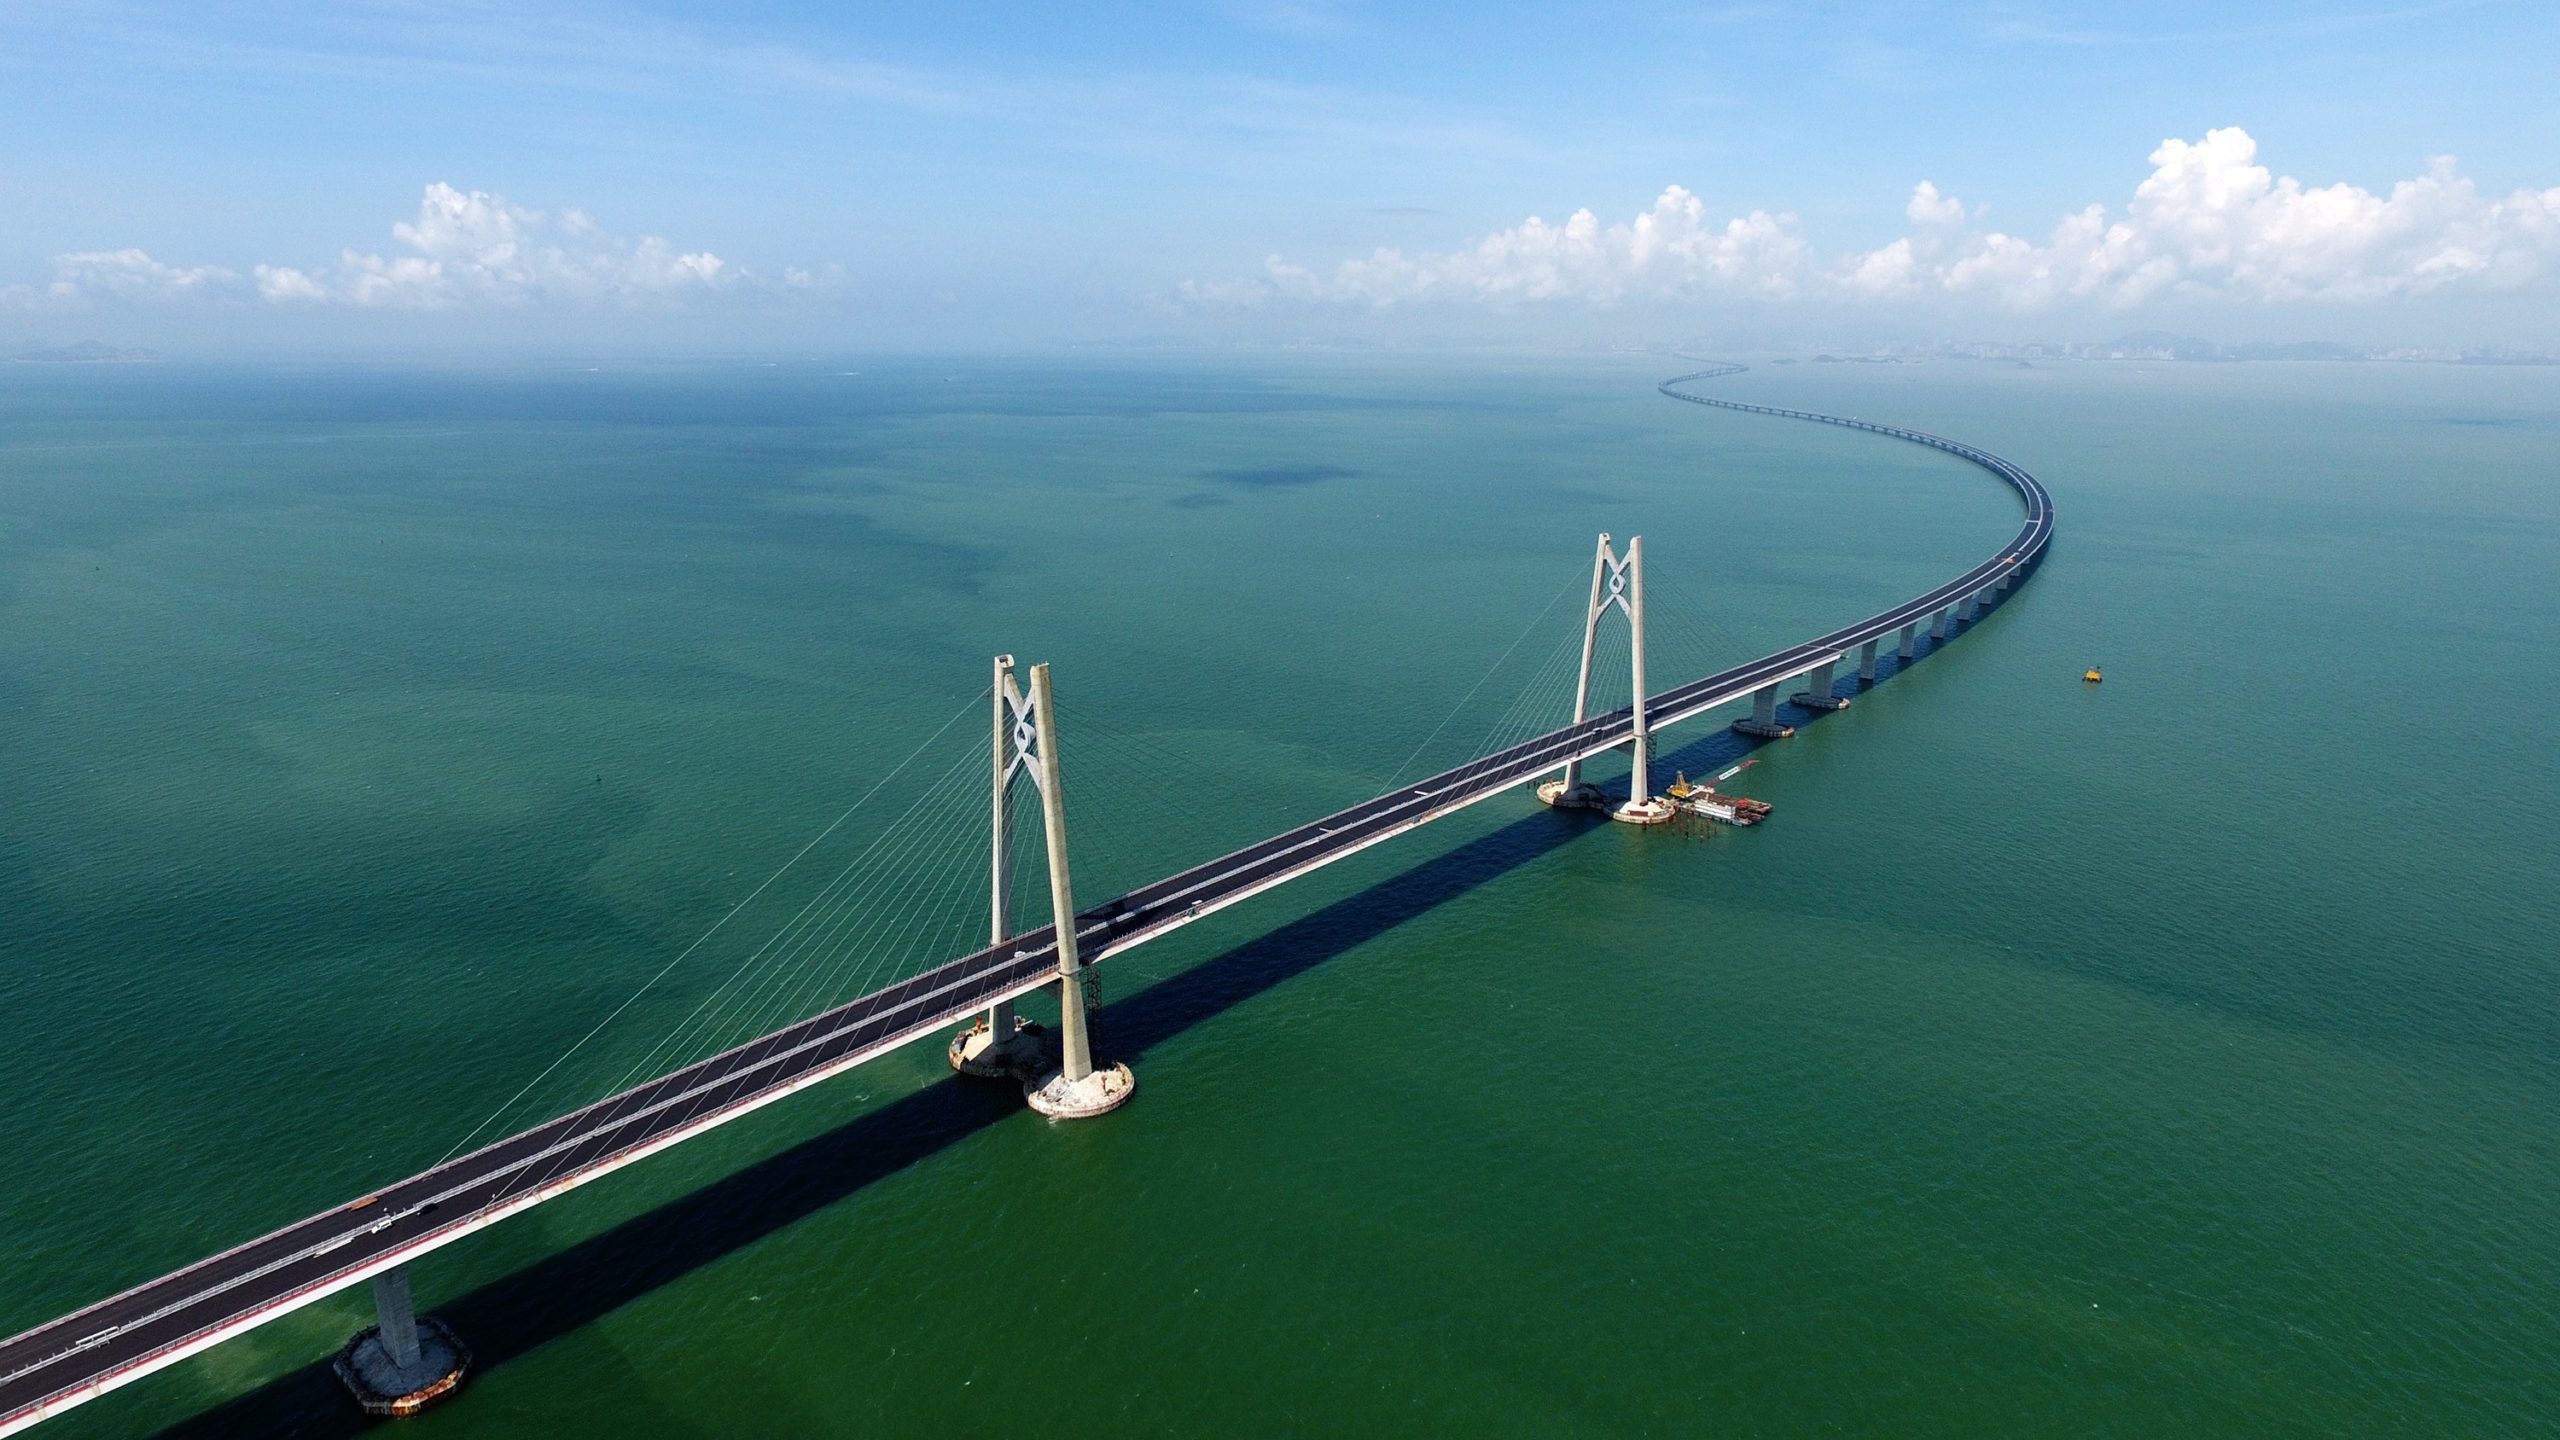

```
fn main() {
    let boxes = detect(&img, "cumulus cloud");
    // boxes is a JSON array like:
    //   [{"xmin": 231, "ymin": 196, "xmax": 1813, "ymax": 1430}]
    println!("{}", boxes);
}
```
[
  {"xmin": 263, "ymin": 183, "xmax": 730, "ymax": 307},
  {"xmin": 1195, "ymin": 128, "xmax": 2560, "ymax": 313},
  {"xmin": 13, "ymin": 184, "xmax": 740, "ymax": 312},
  {"xmin": 1196, "ymin": 186, "xmax": 1816, "ymax": 308}
]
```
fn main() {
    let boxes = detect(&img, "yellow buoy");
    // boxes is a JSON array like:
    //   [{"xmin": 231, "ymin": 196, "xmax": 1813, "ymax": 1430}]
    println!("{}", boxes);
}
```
[{"xmin": 2084, "ymin": 667, "xmax": 2103, "ymax": 683}]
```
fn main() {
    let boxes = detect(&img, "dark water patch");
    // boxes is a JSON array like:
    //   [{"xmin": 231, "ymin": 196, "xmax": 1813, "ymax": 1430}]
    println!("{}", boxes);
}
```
[{"xmin": 1205, "ymin": 463, "xmax": 1361, "ymax": 490}]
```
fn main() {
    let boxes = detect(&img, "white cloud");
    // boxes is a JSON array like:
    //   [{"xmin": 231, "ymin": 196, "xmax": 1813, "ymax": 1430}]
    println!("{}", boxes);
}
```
[
  {"xmin": 12, "ymin": 184, "xmax": 740, "ymax": 313},
  {"xmin": 1200, "ymin": 128, "xmax": 2560, "ymax": 313},
  {"xmin": 43, "ymin": 248, "xmax": 239, "ymax": 303},
  {"xmin": 273, "ymin": 182, "xmax": 732, "ymax": 307},
  {"xmin": 1189, "ymin": 186, "xmax": 1817, "ymax": 308},
  {"xmin": 1905, "ymin": 180, "xmax": 1967, "ymax": 228},
  {"xmin": 253, "ymin": 264, "xmax": 327, "ymax": 302}
]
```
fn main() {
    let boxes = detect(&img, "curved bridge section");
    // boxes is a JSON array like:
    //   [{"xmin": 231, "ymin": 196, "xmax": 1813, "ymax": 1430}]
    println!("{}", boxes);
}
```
[
  {"xmin": 1654, "ymin": 362, "xmax": 2055, "ymax": 667},
  {"xmin": 0, "ymin": 364, "xmax": 2055, "ymax": 1435}
]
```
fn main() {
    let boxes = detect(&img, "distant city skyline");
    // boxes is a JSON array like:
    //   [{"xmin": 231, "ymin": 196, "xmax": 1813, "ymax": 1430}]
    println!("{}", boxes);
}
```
[{"xmin": 6, "ymin": 1, "xmax": 2557, "ymax": 351}]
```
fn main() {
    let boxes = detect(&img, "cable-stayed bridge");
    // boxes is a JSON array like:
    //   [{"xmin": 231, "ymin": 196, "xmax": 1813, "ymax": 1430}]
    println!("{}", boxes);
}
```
[{"xmin": 0, "ymin": 365, "xmax": 2053, "ymax": 1432}]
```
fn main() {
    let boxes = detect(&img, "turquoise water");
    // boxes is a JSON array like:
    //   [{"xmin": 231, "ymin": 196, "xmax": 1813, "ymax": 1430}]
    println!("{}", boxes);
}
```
[{"xmin": 2, "ymin": 354, "xmax": 2555, "ymax": 1436}]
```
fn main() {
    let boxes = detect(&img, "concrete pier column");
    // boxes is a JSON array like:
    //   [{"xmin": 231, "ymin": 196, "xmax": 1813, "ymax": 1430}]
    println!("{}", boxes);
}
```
[
  {"xmin": 1957, "ymin": 592, "xmax": 1978, "ymax": 622},
  {"xmin": 1898, "ymin": 623, "xmax": 1918, "ymax": 660},
  {"xmin": 1931, "ymin": 608, "xmax": 1952, "ymax": 640},
  {"xmin": 1794, "ymin": 658, "xmax": 1850, "ymax": 711},
  {"xmin": 335, "ymin": 1265, "xmax": 470, "ymax": 1416},
  {"xmin": 1731, "ymin": 682, "xmax": 1793, "ymax": 738},
  {"xmin": 372, "ymin": 1268, "xmax": 421, "ymax": 1371},
  {"xmin": 1858, "ymin": 639, "xmax": 1879, "ymax": 682}
]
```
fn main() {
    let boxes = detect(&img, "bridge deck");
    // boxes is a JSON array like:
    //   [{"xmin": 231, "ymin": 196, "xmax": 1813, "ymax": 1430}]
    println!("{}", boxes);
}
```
[{"xmin": 0, "ymin": 367, "xmax": 2052, "ymax": 1434}]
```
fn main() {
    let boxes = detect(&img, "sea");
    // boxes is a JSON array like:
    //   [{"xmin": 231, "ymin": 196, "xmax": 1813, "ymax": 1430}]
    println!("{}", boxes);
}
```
[{"xmin": 1, "ymin": 351, "xmax": 2554, "ymax": 1437}]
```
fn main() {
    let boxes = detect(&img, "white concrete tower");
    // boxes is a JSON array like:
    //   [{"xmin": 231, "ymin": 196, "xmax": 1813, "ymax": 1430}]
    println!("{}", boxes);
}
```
[
  {"xmin": 1018, "ymin": 660, "xmax": 1135, "ymax": 1118},
  {"xmin": 950, "ymin": 654, "xmax": 1045, "ymax": 1078},
  {"xmin": 1540, "ymin": 532, "xmax": 1673, "ymax": 825}
]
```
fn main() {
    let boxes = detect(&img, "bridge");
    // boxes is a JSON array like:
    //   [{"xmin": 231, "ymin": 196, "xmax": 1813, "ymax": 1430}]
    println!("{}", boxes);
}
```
[{"xmin": 0, "ymin": 363, "xmax": 2053, "ymax": 1432}]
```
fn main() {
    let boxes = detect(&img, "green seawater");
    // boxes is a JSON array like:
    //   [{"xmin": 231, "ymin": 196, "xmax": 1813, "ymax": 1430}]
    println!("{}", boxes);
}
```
[{"xmin": 2, "ymin": 353, "xmax": 2555, "ymax": 1437}]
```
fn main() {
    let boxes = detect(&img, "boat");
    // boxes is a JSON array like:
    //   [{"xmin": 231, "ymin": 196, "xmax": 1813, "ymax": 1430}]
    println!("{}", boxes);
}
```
[
  {"xmin": 2084, "ymin": 666, "xmax": 2103, "ymax": 683},
  {"xmin": 1668, "ymin": 763, "xmax": 1772, "ymax": 826}
]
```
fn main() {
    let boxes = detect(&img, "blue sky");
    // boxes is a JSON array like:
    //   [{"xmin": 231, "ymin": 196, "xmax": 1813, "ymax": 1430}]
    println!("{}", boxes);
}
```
[{"xmin": 5, "ymin": 1, "xmax": 2557, "ymax": 349}]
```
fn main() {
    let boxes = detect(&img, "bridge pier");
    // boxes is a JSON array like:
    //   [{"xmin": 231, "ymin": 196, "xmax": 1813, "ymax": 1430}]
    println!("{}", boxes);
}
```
[
  {"xmin": 1792, "ymin": 657, "xmax": 1850, "ymax": 712},
  {"xmin": 1858, "ymin": 639, "xmax": 1879, "ymax": 683},
  {"xmin": 1898, "ymin": 623, "xmax": 1917, "ymax": 660},
  {"xmin": 1731, "ymin": 682, "xmax": 1794, "ymax": 738},
  {"xmin": 1931, "ymin": 607, "xmax": 1952, "ymax": 641},
  {"xmin": 333, "ymin": 1265, "xmax": 469, "ymax": 1418},
  {"xmin": 1958, "ymin": 591, "xmax": 1980, "ymax": 623}
]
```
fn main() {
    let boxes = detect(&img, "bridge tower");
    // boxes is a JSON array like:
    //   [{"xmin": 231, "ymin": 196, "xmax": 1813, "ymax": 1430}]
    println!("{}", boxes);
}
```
[
  {"xmin": 950, "ymin": 655, "xmax": 1046, "ymax": 1078},
  {"xmin": 1537, "ymin": 532, "xmax": 1676, "ymax": 825},
  {"xmin": 949, "ymin": 655, "xmax": 1135, "ymax": 1118}
]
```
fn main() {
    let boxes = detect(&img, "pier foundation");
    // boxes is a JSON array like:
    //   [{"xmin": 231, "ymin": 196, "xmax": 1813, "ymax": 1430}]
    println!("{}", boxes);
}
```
[
  {"xmin": 1610, "ymin": 794, "xmax": 1679, "ymax": 826},
  {"xmin": 334, "ymin": 1267, "xmax": 469, "ymax": 1418},
  {"xmin": 1793, "ymin": 658, "xmax": 1851, "ymax": 712},
  {"xmin": 1537, "ymin": 778, "xmax": 1608, "ymax": 809},
  {"xmin": 1536, "ymin": 779, "xmax": 1676, "ymax": 825},
  {"xmin": 1024, "ymin": 1057, "xmax": 1137, "ymax": 1119},
  {"xmin": 948, "ymin": 1004, "xmax": 1049, "ymax": 1078}
]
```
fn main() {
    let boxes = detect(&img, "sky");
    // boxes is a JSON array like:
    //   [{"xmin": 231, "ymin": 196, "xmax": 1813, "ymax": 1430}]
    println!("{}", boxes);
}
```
[{"xmin": 4, "ymin": 0, "xmax": 2558, "ymax": 353}]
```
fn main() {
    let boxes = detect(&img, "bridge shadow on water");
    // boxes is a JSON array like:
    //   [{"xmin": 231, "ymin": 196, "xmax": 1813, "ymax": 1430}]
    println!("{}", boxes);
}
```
[{"xmin": 149, "ymin": 600, "xmax": 2008, "ymax": 1438}]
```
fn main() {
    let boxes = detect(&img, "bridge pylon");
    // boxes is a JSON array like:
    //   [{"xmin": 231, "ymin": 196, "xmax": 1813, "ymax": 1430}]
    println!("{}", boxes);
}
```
[
  {"xmin": 1537, "ymin": 532, "xmax": 1676, "ymax": 825},
  {"xmin": 949, "ymin": 655, "xmax": 1134, "ymax": 1118},
  {"xmin": 951, "ymin": 653, "xmax": 1049, "ymax": 1080}
]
